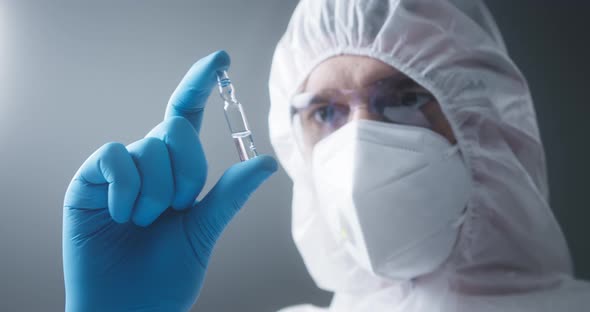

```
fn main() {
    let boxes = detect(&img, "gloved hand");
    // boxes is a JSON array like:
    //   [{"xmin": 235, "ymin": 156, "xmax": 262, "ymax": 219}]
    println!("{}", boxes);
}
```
[{"xmin": 62, "ymin": 50, "xmax": 278, "ymax": 312}]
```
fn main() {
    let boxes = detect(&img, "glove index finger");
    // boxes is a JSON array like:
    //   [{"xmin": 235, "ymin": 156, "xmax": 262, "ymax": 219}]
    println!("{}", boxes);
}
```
[{"xmin": 165, "ymin": 50, "xmax": 231, "ymax": 133}]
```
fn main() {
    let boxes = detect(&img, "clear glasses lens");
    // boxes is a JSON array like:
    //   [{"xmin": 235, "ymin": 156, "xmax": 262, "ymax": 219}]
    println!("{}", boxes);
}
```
[{"xmin": 291, "ymin": 83, "xmax": 434, "ymax": 149}]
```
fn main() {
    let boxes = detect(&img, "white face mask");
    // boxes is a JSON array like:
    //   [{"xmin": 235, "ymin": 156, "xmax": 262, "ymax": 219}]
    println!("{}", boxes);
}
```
[{"xmin": 312, "ymin": 120, "xmax": 471, "ymax": 280}]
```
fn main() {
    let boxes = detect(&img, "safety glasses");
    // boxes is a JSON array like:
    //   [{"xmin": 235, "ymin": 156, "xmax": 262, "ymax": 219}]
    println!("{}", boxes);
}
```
[{"xmin": 290, "ymin": 75, "xmax": 436, "ymax": 149}]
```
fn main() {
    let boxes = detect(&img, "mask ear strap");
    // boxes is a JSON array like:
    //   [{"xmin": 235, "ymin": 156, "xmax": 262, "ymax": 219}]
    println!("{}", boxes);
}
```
[
  {"xmin": 413, "ymin": 93, "xmax": 433, "ymax": 110},
  {"xmin": 451, "ymin": 213, "xmax": 466, "ymax": 229},
  {"xmin": 444, "ymin": 145, "xmax": 461, "ymax": 158}
]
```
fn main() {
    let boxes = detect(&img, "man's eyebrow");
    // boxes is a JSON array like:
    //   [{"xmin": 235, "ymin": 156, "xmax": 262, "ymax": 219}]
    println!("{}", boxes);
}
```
[
  {"xmin": 290, "ymin": 93, "xmax": 327, "ymax": 118},
  {"xmin": 367, "ymin": 74, "xmax": 417, "ymax": 89}
]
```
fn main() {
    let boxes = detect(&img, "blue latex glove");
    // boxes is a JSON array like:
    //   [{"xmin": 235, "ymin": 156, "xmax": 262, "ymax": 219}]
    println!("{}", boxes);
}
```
[{"xmin": 63, "ymin": 50, "xmax": 277, "ymax": 312}]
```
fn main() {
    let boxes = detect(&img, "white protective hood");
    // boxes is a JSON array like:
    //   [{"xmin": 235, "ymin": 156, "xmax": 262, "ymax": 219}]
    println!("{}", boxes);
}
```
[{"xmin": 268, "ymin": 0, "xmax": 590, "ymax": 311}]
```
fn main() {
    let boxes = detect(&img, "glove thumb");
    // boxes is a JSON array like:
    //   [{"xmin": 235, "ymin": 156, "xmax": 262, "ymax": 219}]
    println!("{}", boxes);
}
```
[{"xmin": 184, "ymin": 154, "xmax": 278, "ymax": 266}]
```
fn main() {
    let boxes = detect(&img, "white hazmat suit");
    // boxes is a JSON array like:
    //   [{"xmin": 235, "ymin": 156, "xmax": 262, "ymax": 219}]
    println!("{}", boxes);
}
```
[{"xmin": 268, "ymin": 0, "xmax": 590, "ymax": 311}]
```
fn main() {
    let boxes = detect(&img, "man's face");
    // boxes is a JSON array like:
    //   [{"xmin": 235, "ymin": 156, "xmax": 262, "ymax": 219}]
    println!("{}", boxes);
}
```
[{"xmin": 291, "ymin": 55, "xmax": 456, "ymax": 157}]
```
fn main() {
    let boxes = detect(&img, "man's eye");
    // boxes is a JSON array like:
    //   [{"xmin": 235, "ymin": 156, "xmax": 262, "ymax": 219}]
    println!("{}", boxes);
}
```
[{"xmin": 312, "ymin": 105, "xmax": 335, "ymax": 123}]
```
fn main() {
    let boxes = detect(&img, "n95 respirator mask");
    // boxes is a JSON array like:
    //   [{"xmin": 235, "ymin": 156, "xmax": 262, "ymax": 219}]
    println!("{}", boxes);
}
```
[{"xmin": 312, "ymin": 120, "xmax": 471, "ymax": 280}]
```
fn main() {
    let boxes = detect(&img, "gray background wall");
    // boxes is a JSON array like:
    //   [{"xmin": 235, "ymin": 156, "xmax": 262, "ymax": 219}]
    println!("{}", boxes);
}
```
[{"xmin": 0, "ymin": 1, "xmax": 588, "ymax": 311}]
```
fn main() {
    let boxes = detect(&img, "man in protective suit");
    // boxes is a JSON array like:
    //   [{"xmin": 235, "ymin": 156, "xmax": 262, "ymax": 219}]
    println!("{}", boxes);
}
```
[{"xmin": 62, "ymin": 1, "xmax": 590, "ymax": 311}]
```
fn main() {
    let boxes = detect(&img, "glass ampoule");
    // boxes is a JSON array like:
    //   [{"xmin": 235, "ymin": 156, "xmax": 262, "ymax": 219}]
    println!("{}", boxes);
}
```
[{"xmin": 216, "ymin": 70, "xmax": 258, "ymax": 161}]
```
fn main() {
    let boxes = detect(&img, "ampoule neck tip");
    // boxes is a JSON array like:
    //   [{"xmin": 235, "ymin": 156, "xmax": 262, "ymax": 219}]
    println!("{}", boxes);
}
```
[{"xmin": 216, "ymin": 70, "xmax": 229, "ymax": 80}]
